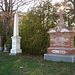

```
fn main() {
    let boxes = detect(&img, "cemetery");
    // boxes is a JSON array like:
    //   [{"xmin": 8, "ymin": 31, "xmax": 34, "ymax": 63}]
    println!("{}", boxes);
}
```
[{"xmin": 0, "ymin": 0, "xmax": 75, "ymax": 75}]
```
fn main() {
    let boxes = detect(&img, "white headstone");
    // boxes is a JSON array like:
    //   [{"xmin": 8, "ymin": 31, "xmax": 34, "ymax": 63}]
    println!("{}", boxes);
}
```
[
  {"xmin": 3, "ymin": 44, "xmax": 8, "ymax": 52},
  {"xmin": 9, "ymin": 12, "xmax": 22, "ymax": 55}
]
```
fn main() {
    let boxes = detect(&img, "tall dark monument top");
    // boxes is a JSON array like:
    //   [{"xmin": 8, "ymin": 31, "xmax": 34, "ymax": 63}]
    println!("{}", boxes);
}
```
[{"xmin": 57, "ymin": 6, "xmax": 65, "ymax": 25}]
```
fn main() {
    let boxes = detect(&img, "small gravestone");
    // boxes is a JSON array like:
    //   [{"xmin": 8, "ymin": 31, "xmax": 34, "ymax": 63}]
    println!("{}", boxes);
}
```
[
  {"xmin": 9, "ymin": 12, "xmax": 22, "ymax": 55},
  {"xmin": 3, "ymin": 44, "xmax": 8, "ymax": 52},
  {"xmin": 44, "ymin": 7, "xmax": 75, "ymax": 63}
]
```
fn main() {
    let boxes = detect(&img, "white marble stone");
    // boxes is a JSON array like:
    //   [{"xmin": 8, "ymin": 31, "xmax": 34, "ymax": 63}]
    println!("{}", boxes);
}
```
[
  {"xmin": 61, "ymin": 28, "xmax": 69, "ymax": 32},
  {"xmin": 9, "ymin": 12, "xmax": 22, "ymax": 55},
  {"xmin": 14, "ymin": 12, "xmax": 19, "ymax": 36},
  {"xmin": 49, "ymin": 29, "xmax": 56, "ymax": 33},
  {"xmin": 51, "ymin": 50, "xmax": 67, "ymax": 54},
  {"xmin": 3, "ymin": 44, "xmax": 8, "ymax": 52}
]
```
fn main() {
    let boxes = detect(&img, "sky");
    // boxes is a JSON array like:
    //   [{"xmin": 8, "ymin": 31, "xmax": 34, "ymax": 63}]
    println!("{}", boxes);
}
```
[
  {"xmin": 52, "ymin": 0, "xmax": 64, "ymax": 4},
  {"xmin": 21, "ymin": 0, "xmax": 64, "ymax": 12}
]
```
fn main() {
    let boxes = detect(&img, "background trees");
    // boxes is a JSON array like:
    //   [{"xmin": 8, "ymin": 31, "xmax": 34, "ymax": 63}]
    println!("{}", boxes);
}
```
[
  {"xmin": 66, "ymin": 0, "xmax": 75, "ymax": 16},
  {"xmin": 0, "ymin": 0, "xmax": 34, "ymax": 41},
  {"xmin": 0, "ymin": 0, "xmax": 74, "ymax": 55},
  {"xmin": 64, "ymin": 0, "xmax": 75, "ymax": 26},
  {"xmin": 20, "ymin": 0, "xmax": 58, "ymax": 55},
  {"xmin": 55, "ymin": 0, "xmax": 75, "ymax": 27},
  {"xmin": 19, "ymin": 0, "xmax": 75, "ymax": 55}
]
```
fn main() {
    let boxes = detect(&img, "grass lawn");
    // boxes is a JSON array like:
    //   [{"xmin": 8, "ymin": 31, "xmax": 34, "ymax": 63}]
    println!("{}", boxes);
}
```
[{"xmin": 0, "ymin": 52, "xmax": 75, "ymax": 75}]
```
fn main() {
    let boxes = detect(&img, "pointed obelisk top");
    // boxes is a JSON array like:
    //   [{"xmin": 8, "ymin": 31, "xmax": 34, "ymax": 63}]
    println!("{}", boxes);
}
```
[
  {"xmin": 57, "ymin": 6, "xmax": 65, "ymax": 25},
  {"xmin": 13, "ymin": 12, "xmax": 19, "ymax": 36}
]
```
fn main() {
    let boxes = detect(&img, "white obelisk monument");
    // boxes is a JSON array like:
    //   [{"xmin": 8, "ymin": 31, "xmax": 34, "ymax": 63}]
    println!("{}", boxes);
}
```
[{"xmin": 9, "ymin": 12, "xmax": 22, "ymax": 55}]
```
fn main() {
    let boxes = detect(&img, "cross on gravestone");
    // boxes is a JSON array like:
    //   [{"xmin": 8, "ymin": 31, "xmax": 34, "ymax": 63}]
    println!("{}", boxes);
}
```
[{"xmin": 57, "ymin": 9, "xmax": 65, "ymax": 25}]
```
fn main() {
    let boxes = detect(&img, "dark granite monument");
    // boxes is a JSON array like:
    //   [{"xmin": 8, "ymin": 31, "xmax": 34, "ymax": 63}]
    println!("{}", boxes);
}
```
[{"xmin": 44, "ymin": 6, "xmax": 75, "ymax": 63}]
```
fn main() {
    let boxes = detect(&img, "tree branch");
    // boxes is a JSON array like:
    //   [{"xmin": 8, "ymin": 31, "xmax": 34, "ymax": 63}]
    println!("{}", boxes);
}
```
[{"xmin": 67, "ymin": 0, "xmax": 74, "ymax": 4}]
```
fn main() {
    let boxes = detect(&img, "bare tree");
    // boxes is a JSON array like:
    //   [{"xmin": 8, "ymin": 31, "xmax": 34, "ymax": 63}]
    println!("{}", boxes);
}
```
[
  {"xmin": 68, "ymin": 0, "xmax": 75, "ymax": 14},
  {"xmin": 64, "ymin": 0, "xmax": 75, "ymax": 26},
  {"xmin": 62, "ymin": 0, "xmax": 75, "ymax": 16},
  {"xmin": 54, "ymin": 0, "xmax": 75, "ymax": 27},
  {"xmin": 0, "ymin": 0, "xmax": 34, "ymax": 41}
]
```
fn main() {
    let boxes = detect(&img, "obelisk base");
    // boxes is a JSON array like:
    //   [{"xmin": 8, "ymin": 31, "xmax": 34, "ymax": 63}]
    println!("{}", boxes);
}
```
[
  {"xmin": 9, "ymin": 36, "xmax": 22, "ymax": 55},
  {"xmin": 44, "ymin": 54, "xmax": 75, "ymax": 63},
  {"xmin": 9, "ymin": 49, "xmax": 22, "ymax": 55}
]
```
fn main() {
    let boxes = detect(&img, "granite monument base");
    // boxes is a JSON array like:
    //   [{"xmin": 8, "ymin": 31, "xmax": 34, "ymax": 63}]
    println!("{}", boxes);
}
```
[
  {"xmin": 9, "ymin": 49, "xmax": 22, "ymax": 55},
  {"xmin": 44, "ymin": 54, "xmax": 75, "ymax": 63}
]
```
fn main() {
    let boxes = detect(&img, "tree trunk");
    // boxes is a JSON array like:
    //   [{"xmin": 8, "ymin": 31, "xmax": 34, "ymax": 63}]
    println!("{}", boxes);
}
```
[{"xmin": 74, "ymin": 0, "xmax": 75, "ymax": 16}]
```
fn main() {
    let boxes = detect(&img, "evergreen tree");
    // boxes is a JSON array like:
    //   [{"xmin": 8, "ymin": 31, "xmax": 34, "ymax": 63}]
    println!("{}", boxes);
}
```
[{"xmin": 20, "ymin": 0, "xmax": 58, "ymax": 55}]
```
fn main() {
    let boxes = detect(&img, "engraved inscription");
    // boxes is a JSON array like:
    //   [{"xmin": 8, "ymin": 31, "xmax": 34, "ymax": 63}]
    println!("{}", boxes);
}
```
[
  {"xmin": 17, "ymin": 40, "xmax": 20, "ymax": 44},
  {"xmin": 12, "ymin": 42, "xmax": 15, "ymax": 45},
  {"xmin": 51, "ymin": 37, "xmax": 69, "ymax": 46},
  {"xmin": 12, "ymin": 42, "xmax": 16, "ymax": 49},
  {"xmin": 12, "ymin": 45, "xmax": 16, "ymax": 49},
  {"xmin": 51, "ymin": 50, "xmax": 67, "ymax": 54},
  {"xmin": 11, "ymin": 50, "xmax": 16, "ymax": 53}
]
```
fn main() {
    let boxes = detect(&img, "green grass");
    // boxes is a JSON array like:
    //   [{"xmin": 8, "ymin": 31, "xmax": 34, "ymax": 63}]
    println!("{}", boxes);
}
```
[{"xmin": 0, "ymin": 53, "xmax": 75, "ymax": 75}]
